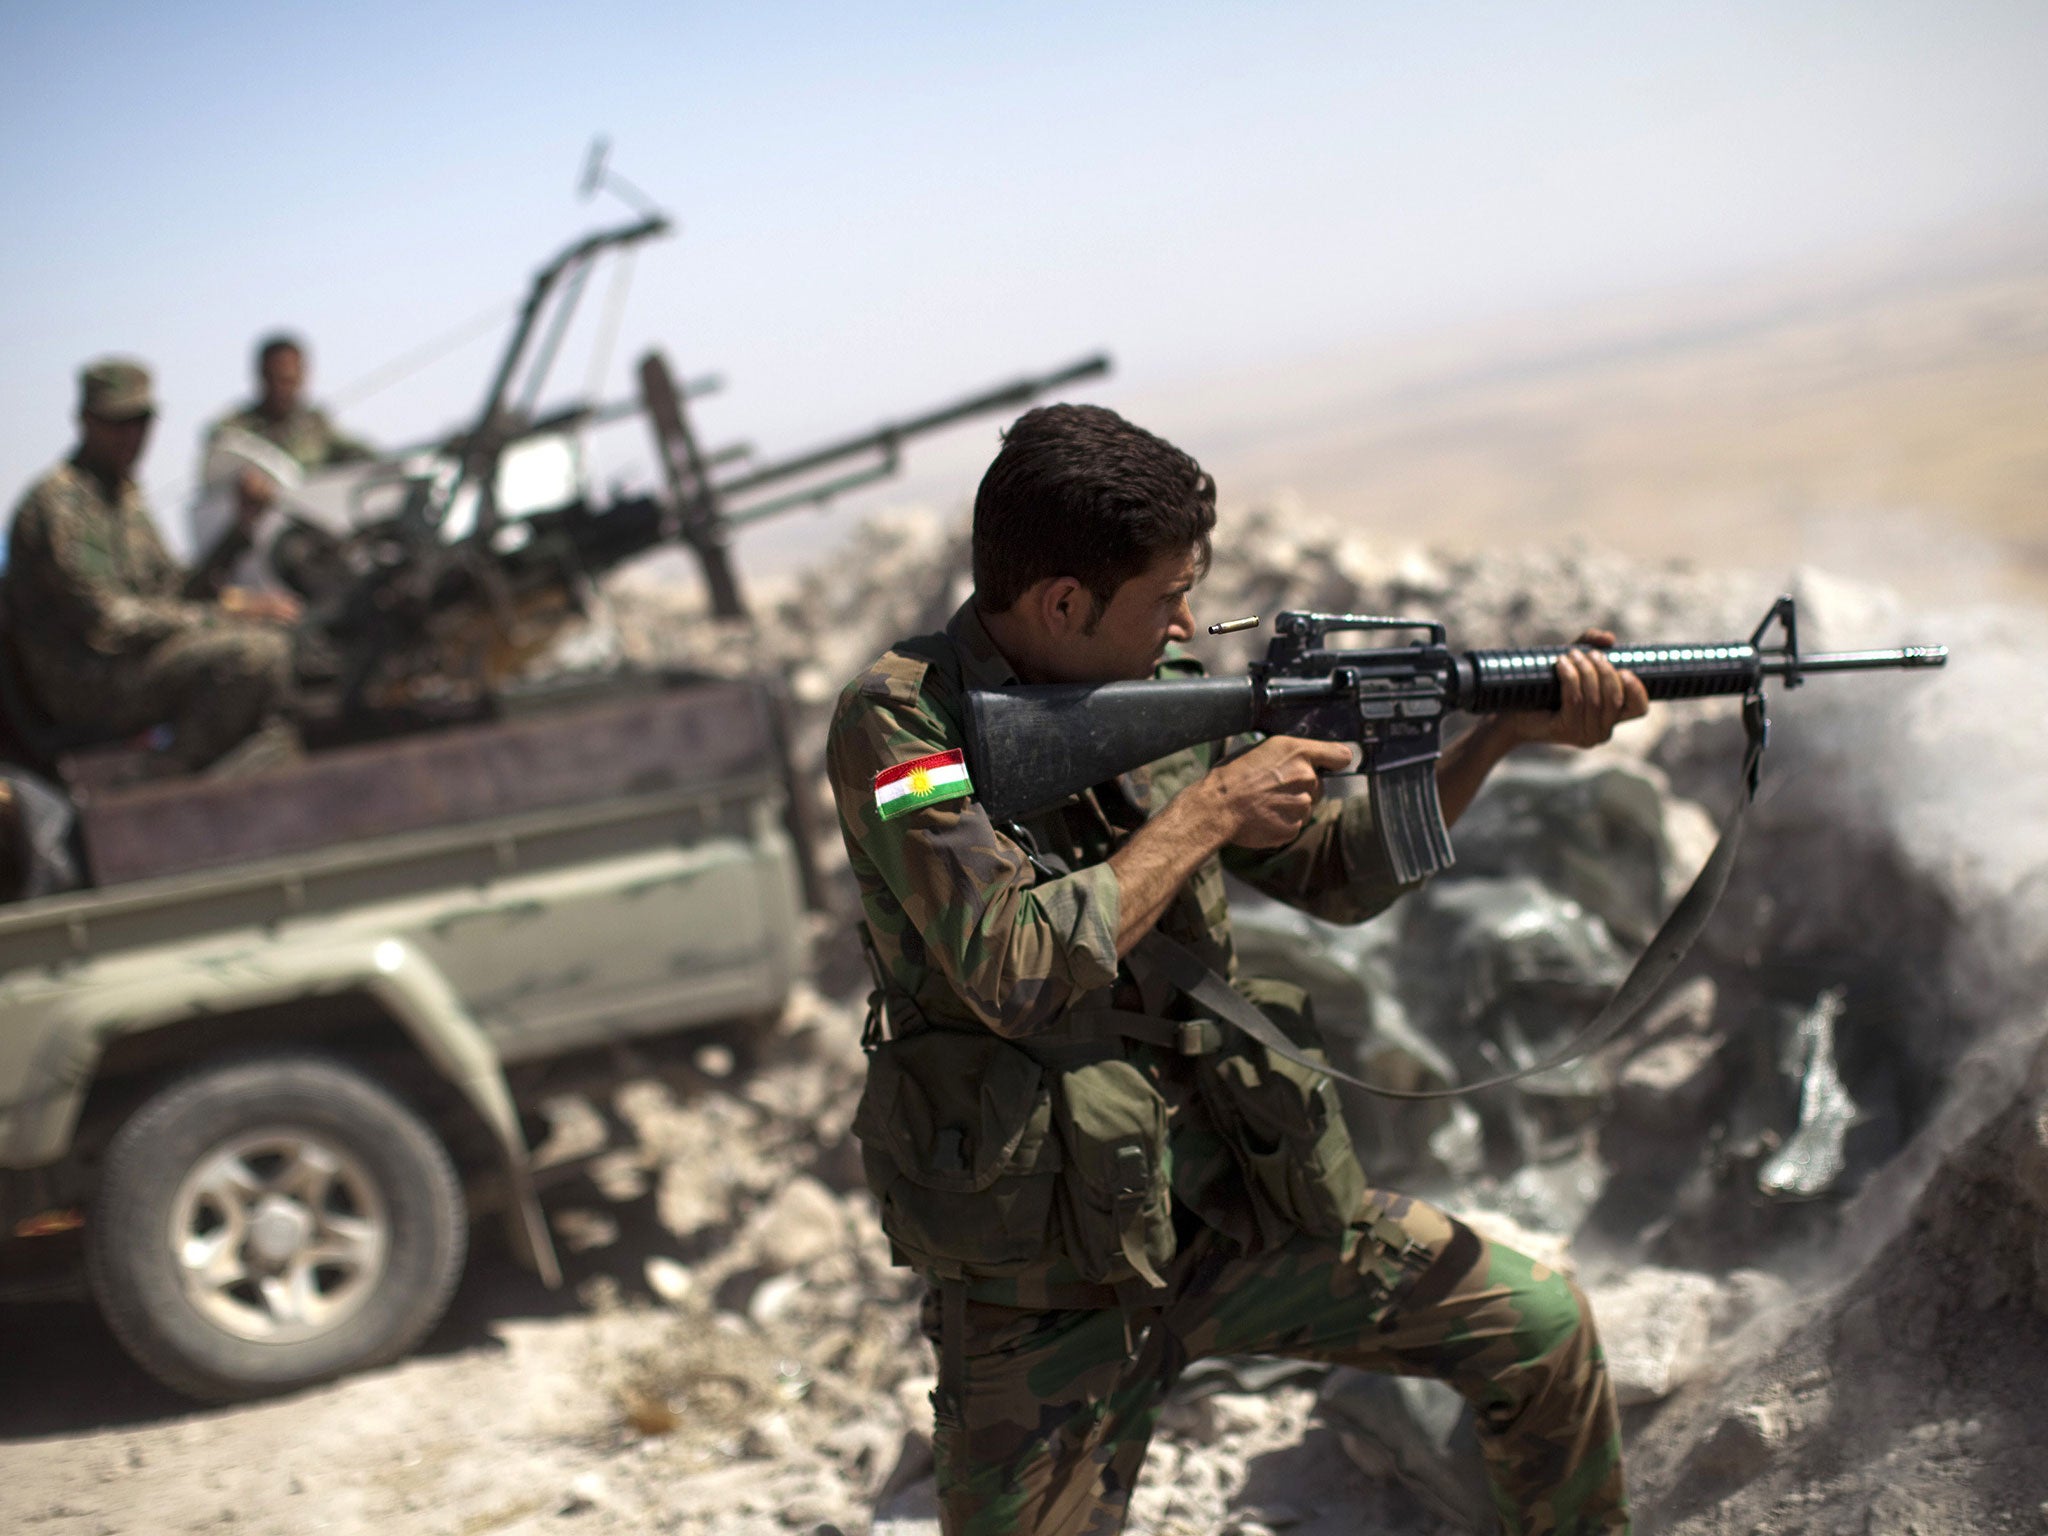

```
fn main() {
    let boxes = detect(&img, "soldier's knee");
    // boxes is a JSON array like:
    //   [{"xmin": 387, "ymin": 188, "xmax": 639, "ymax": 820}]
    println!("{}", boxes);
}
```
[
  {"xmin": 222, "ymin": 627, "xmax": 294, "ymax": 703},
  {"xmin": 1518, "ymin": 1271, "xmax": 1593, "ymax": 1364},
  {"xmin": 1469, "ymin": 1269, "xmax": 1603, "ymax": 1440},
  {"xmin": 251, "ymin": 628, "xmax": 292, "ymax": 685}
]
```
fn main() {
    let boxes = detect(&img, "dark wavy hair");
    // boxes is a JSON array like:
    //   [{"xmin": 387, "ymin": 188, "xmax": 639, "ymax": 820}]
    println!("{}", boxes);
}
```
[{"xmin": 972, "ymin": 404, "xmax": 1216, "ymax": 618}]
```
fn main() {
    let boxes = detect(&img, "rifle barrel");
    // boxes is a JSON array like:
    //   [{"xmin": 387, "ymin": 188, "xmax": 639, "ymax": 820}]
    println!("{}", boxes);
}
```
[{"xmin": 1766, "ymin": 646, "xmax": 1949, "ymax": 674}]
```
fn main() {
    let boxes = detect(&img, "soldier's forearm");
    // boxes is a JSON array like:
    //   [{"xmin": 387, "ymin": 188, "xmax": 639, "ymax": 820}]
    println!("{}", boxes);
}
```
[
  {"xmin": 1107, "ymin": 778, "xmax": 1233, "ymax": 956},
  {"xmin": 99, "ymin": 593, "xmax": 212, "ymax": 649},
  {"xmin": 1434, "ymin": 715, "xmax": 1520, "ymax": 829},
  {"xmin": 183, "ymin": 522, "xmax": 254, "ymax": 600}
]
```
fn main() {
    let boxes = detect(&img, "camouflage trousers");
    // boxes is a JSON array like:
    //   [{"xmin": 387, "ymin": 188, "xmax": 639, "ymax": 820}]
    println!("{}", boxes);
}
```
[
  {"xmin": 62, "ymin": 625, "xmax": 293, "ymax": 770},
  {"xmin": 922, "ymin": 1190, "xmax": 1628, "ymax": 1536}
]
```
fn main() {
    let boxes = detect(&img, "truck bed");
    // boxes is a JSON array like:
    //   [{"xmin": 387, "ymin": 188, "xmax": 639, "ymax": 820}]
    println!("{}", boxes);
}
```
[{"xmin": 71, "ymin": 676, "xmax": 774, "ymax": 886}]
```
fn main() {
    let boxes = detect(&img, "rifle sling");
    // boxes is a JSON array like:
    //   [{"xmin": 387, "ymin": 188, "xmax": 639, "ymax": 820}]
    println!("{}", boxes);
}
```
[{"xmin": 1130, "ymin": 734, "xmax": 1762, "ymax": 1102}]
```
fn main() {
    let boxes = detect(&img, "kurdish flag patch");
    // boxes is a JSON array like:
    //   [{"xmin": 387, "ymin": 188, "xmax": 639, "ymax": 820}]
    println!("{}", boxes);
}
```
[{"xmin": 874, "ymin": 749, "xmax": 974, "ymax": 821}]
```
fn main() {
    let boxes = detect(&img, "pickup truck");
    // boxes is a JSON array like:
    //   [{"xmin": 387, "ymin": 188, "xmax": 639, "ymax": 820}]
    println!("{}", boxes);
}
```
[{"xmin": 0, "ymin": 670, "xmax": 810, "ymax": 1401}]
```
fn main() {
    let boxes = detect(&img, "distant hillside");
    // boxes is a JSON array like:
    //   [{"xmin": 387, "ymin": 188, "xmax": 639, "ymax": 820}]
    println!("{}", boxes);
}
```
[{"xmin": 1154, "ymin": 214, "xmax": 2048, "ymax": 608}]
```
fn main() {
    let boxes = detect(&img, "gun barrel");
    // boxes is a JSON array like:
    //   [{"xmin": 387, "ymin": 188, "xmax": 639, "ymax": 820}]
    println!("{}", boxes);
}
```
[
  {"xmin": 1765, "ymin": 646, "xmax": 1950, "ymax": 675},
  {"xmin": 1454, "ymin": 640, "xmax": 1948, "ymax": 713},
  {"xmin": 716, "ymin": 353, "xmax": 1111, "ymax": 501}
]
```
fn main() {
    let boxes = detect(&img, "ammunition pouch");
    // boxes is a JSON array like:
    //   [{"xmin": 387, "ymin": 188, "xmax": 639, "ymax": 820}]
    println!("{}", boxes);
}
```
[
  {"xmin": 1046, "ymin": 1052, "xmax": 1174, "ymax": 1289},
  {"xmin": 852, "ymin": 1024, "xmax": 1178, "ymax": 1290},
  {"xmin": 1194, "ymin": 977, "xmax": 1366, "ymax": 1247},
  {"xmin": 853, "ymin": 1028, "xmax": 1063, "ymax": 1276}
]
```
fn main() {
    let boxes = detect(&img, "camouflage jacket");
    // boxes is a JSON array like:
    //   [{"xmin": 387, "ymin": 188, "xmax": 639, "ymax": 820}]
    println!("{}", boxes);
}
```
[
  {"xmin": 828, "ymin": 599, "xmax": 1421, "ymax": 1301},
  {"xmin": 5, "ymin": 458, "xmax": 222, "ymax": 701},
  {"xmin": 208, "ymin": 403, "xmax": 374, "ymax": 472}
]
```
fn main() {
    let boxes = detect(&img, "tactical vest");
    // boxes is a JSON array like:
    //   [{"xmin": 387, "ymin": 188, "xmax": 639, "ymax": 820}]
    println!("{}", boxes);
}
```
[{"xmin": 850, "ymin": 632, "xmax": 1367, "ymax": 1298}]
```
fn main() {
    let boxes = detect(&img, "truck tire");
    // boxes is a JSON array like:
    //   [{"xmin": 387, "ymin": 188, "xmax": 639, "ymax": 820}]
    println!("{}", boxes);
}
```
[{"xmin": 86, "ymin": 1054, "xmax": 467, "ymax": 1402}]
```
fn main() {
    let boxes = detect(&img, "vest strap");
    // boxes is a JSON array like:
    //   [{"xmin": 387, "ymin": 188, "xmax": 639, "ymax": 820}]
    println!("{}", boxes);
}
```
[
  {"xmin": 1067, "ymin": 1007, "xmax": 1223, "ymax": 1056},
  {"xmin": 934, "ymin": 1276, "xmax": 968, "ymax": 1424}
]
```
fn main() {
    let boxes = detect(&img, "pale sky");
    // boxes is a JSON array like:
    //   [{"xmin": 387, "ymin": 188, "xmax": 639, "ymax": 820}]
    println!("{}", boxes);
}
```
[{"xmin": 3, "ymin": 1, "xmax": 2045, "ymax": 555}]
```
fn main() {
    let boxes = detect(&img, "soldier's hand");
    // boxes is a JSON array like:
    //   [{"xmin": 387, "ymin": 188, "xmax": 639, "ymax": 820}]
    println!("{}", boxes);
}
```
[
  {"xmin": 1207, "ymin": 736, "xmax": 1355, "ymax": 848},
  {"xmin": 235, "ymin": 466, "xmax": 278, "ymax": 527},
  {"xmin": 221, "ymin": 586, "xmax": 302, "ymax": 625},
  {"xmin": 1504, "ymin": 629, "xmax": 1650, "ymax": 748}
]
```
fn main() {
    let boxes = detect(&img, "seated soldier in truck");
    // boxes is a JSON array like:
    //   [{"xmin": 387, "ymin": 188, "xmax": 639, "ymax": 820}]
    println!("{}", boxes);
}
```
[{"xmin": 5, "ymin": 357, "xmax": 302, "ymax": 774}]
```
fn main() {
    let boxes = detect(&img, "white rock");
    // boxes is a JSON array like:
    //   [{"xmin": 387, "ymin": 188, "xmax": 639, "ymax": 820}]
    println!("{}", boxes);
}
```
[
  {"xmin": 744, "ymin": 1176, "xmax": 849, "ymax": 1273},
  {"xmin": 644, "ymin": 1256, "xmax": 695, "ymax": 1306},
  {"xmin": 821, "ymin": 1414, "xmax": 907, "ymax": 1496},
  {"xmin": 1206, "ymin": 1391, "xmax": 1282, "ymax": 1438},
  {"xmin": 549, "ymin": 1207, "xmax": 618, "ymax": 1253},
  {"xmin": 1616, "ymin": 1030, "xmax": 1723, "ymax": 1119},
  {"xmin": 1332, "ymin": 538, "xmax": 1393, "ymax": 591},
  {"xmin": 894, "ymin": 1375, "xmax": 938, "ymax": 1430},
  {"xmin": 743, "ymin": 1411, "xmax": 800, "ymax": 1460},
  {"xmin": 1586, "ymin": 1267, "xmax": 1720, "ymax": 1406},
  {"xmin": 748, "ymin": 1272, "xmax": 808, "ymax": 1326},
  {"xmin": 789, "ymin": 662, "xmax": 835, "ymax": 706},
  {"xmin": 559, "ymin": 1471, "xmax": 608, "ymax": 1515},
  {"xmin": 1659, "ymin": 794, "xmax": 1720, "ymax": 902}
]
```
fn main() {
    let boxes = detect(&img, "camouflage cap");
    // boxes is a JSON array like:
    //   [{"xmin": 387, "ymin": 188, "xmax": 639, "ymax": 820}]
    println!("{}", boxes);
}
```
[{"xmin": 79, "ymin": 357, "xmax": 155, "ymax": 421}]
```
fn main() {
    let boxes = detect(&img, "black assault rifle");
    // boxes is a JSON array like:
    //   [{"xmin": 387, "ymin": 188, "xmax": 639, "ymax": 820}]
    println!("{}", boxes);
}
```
[
  {"xmin": 962, "ymin": 597, "xmax": 1945, "ymax": 1098},
  {"xmin": 965, "ymin": 597, "xmax": 1948, "ymax": 887}
]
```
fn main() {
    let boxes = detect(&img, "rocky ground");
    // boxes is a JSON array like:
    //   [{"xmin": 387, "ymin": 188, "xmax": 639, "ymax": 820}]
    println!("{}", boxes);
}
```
[{"xmin": 3, "ymin": 504, "xmax": 2044, "ymax": 1534}]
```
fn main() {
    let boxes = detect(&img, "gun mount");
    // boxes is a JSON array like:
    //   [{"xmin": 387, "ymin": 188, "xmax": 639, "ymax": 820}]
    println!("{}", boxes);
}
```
[{"xmin": 287, "ymin": 207, "xmax": 1109, "ymax": 734}]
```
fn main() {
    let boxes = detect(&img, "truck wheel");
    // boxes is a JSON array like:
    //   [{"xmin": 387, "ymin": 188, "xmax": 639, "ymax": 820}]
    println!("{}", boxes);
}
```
[{"xmin": 86, "ymin": 1054, "xmax": 467, "ymax": 1402}]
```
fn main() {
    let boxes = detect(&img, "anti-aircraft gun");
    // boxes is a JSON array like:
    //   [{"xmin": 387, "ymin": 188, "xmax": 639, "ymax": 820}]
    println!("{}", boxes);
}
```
[{"xmin": 282, "ymin": 208, "xmax": 1108, "ymax": 736}]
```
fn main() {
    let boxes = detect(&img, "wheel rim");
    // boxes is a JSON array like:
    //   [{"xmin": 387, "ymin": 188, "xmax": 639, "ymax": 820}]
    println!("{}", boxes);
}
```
[{"xmin": 168, "ymin": 1127, "xmax": 391, "ymax": 1345}]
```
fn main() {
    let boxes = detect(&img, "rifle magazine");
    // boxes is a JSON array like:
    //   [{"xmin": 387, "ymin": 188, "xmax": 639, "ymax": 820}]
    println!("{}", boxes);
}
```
[{"xmin": 1370, "ymin": 759, "xmax": 1454, "ymax": 885}]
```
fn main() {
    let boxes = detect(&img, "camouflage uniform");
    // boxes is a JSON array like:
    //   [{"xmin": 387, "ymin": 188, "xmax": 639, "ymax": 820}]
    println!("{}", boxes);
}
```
[
  {"xmin": 827, "ymin": 600, "xmax": 1629, "ymax": 1536},
  {"xmin": 5, "ymin": 459, "xmax": 292, "ymax": 769},
  {"xmin": 207, "ymin": 402, "xmax": 374, "ymax": 472}
]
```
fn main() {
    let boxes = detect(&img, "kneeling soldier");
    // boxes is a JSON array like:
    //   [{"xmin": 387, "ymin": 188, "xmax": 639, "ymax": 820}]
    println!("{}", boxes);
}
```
[{"xmin": 827, "ymin": 404, "xmax": 1648, "ymax": 1535}]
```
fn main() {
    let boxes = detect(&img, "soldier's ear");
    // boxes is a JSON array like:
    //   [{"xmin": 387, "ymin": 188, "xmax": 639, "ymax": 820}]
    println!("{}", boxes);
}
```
[{"xmin": 1037, "ymin": 576, "xmax": 1091, "ymax": 638}]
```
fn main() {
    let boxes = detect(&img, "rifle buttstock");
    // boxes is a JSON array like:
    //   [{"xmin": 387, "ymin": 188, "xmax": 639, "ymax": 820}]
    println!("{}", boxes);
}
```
[{"xmin": 966, "ymin": 678, "xmax": 1256, "ymax": 824}]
